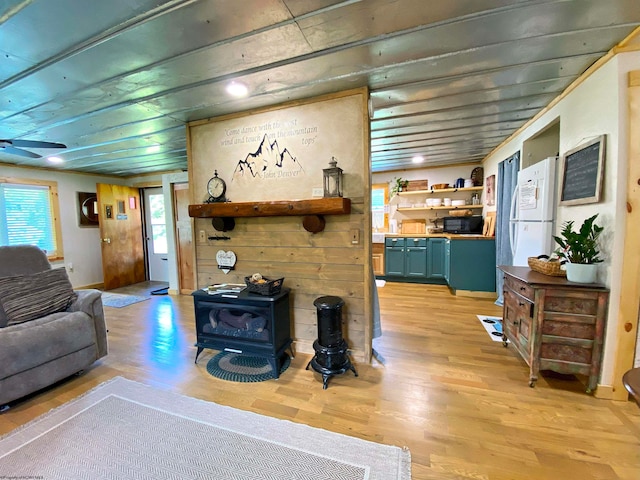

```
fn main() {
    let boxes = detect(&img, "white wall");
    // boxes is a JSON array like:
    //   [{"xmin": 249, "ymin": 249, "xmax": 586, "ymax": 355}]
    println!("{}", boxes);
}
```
[
  {"xmin": 372, "ymin": 164, "xmax": 480, "ymax": 189},
  {"xmin": 481, "ymin": 50, "xmax": 640, "ymax": 387},
  {"xmin": 162, "ymin": 172, "xmax": 189, "ymax": 293},
  {"xmin": 0, "ymin": 165, "xmax": 130, "ymax": 287}
]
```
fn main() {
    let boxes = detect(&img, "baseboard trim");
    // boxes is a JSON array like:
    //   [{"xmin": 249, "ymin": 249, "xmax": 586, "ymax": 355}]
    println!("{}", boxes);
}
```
[
  {"xmin": 76, "ymin": 282, "xmax": 104, "ymax": 290},
  {"xmin": 453, "ymin": 289, "xmax": 497, "ymax": 299},
  {"xmin": 594, "ymin": 384, "xmax": 615, "ymax": 399}
]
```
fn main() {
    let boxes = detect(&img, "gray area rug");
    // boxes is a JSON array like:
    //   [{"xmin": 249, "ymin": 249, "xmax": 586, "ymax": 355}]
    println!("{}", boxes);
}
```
[
  {"xmin": 101, "ymin": 292, "xmax": 149, "ymax": 308},
  {"xmin": 0, "ymin": 377, "xmax": 411, "ymax": 479}
]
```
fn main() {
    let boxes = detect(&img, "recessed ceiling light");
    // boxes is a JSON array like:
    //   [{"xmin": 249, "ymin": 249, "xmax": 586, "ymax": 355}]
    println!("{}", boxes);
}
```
[
  {"xmin": 412, "ymin": 155, "xmax": 424, "ymax": 164},
  {"xmin": 226, "ymin": 81, "xmax": 248, "ymax": 97},
  {"xmin": 47, "ymin": 156, "xmax": 64, "ymax": 164}
]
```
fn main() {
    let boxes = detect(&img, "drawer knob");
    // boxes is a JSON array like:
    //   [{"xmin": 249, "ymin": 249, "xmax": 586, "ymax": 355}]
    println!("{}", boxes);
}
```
[{"xmin": 512, "ymin": 320, "xmax": 520, "ymax": 326}]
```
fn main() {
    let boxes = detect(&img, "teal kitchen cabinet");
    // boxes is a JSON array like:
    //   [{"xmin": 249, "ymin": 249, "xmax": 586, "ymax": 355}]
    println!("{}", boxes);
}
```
[
  {"xmin": 444, "ymin": 238, "xmax": 451, "ymax": 282},
  {"xmin": 445, "ymin": 238, "xmax": 496, "ymax": 292},
  {"xmin": 405, "ymin": 238, "xmax": 428, "ymax": 278},
  {"xmin": 427, "ymin": 238, "xmax": 446, "ymax": 279},
  {"xmin": 384, "ymin": 237, "xmax": 428, "ymax": 279},
  {"xmin": 384, "ymin": 237, "xmax": 406, "ymax": 277}
]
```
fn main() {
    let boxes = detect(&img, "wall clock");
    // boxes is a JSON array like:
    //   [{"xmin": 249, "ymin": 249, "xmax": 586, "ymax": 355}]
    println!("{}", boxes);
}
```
[{"xmin": 206, "ymin": 170, "xmax": 227, "ymax": 203}]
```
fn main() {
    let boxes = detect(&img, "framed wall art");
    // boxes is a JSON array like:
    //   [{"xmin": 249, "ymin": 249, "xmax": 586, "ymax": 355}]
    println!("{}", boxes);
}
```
[
  {"xmin": 559, "ymin": 135, "xmax": 606, "ymax": 206},
  {"xmin": 77, "ymin": 192, "xmax": 99, "ymax": 226}
]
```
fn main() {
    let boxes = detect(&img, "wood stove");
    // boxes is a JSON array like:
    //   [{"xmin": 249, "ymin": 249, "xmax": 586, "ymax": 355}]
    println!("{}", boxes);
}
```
[
  {"xmin": 192, "ymin": 288, "xmax": 292, "ymax": 379},
  {"xmin": 306, "ymin": 295, "xmax": 358, "ymax": 389}
]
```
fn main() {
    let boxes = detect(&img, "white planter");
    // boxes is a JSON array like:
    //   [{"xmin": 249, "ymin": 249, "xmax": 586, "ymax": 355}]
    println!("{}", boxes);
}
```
[{"xmin": 565, "ymin": 263, "xmax": 598, "ymax": 284}]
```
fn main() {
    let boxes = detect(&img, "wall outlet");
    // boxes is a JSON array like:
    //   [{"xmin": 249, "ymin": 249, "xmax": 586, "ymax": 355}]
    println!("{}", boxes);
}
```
[
  {"xmin": 199, "ymin": 230, "xmax": 206, "ymax": 242},
  {"xmin": 312, "ymin": 187, "xmax": 324, "ymax": 198}
]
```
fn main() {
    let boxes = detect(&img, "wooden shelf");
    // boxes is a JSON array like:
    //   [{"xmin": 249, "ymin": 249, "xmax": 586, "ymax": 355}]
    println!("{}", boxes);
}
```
[
  {"xmin": 397, "ymin": 186, "xmax": 483, "ymax": 196},
  {"xmin": 397, "ymin": 204, "xmax": 483, "ymax": 212},
  {"xmin": 188, "ymin": 197, "xmax": 351, "ymax": 233},
  {"xmin": 189, "ymin": 197, "xmax": 350, "ymax": 218}
]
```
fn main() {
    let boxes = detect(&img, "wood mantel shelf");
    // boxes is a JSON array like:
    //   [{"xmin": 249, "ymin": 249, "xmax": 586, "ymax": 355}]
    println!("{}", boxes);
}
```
[{"xmin": 188, "ymin": 197, "xmax": 351, "ymax": 233}]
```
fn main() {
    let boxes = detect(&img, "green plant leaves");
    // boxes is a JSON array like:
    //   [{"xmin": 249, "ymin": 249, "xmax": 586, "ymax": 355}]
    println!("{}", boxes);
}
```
[{"xmin": 553, "ymin": 214, "xmax": 603, "ymax": 264}]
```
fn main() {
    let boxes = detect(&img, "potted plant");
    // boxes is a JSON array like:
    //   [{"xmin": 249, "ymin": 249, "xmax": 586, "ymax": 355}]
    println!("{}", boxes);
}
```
[
  {"xmin": 391, "ymin": 177, "xmax": 409, "ymax": 196},
  {"xmin": 553, "ymin": 214, "xmax": 604, "ymax": 283}
]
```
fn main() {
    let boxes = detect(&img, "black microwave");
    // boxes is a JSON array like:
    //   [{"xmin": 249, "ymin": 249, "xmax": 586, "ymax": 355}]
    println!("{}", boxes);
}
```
[{"xmin": 442, "ymin": 215, "xmax": 483, "ymax": 234}]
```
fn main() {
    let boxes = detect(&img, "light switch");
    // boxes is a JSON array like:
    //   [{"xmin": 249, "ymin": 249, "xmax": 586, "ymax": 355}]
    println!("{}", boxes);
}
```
[
  {"xmin": 350, "ymin": 229, "xmax": 360, "ymax": 244},
  {"xmin": 199, "ymin": 230, "xmax": 206, "ymax": 242}
]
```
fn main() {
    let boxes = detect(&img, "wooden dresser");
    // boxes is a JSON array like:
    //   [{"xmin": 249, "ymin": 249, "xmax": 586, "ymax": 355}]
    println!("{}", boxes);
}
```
[{"xmin": 499, "ymin": 266, "xmax": 609, "ymax": 393}]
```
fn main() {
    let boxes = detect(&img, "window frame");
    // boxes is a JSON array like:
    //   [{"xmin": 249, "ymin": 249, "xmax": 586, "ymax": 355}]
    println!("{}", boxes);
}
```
[
  {"xmin": 372, "ymin": 182, "xmax": 389, "ymax": 232},
  {"xmin": 0, "ymin": 176, "xmax": 64, "ymax": 260}
]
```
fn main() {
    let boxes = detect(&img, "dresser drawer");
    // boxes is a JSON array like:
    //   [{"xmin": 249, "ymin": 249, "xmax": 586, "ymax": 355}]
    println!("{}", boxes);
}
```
[
  {"xmin": 504, "ymin": 274, "xmax": 534, "ymax": 301},
  {"xmin": 504, "ymin": 289, "xmax": 533, "ymax": 352},
  {"xmin": 543, "ymin": 292, "xmax": 599, "ymax": 316}
]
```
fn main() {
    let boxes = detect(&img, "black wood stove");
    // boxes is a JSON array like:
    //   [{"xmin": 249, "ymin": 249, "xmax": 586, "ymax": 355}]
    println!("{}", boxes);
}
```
[
  {"xmin": 192, "ymin": 288, "xmax": 292, "ymax": 379},
  {"xmin": 306, "ymin": 295, "xmax": 358, "ymax": 389}
]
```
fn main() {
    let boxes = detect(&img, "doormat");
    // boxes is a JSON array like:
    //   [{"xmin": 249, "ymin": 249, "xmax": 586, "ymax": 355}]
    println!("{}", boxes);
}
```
[
  {"xmin": 101, "ymin": 292, "xmax": 149, "ymax": 308},
  {"xmin": 0, "ymin": 377, "xmax": 411, "ymax": 480},
  {"xmin": 477, "ymin": 315, "xmax": 508, "ymax": 343},
  {"xmin": 206, "ymin": 352, "xmax": 290, "ymax": 382}
]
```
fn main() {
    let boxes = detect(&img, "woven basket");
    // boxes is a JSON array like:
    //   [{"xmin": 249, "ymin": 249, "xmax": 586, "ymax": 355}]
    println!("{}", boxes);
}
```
[
  {"xmin": 244, "ymin": 276, "xmax": 284, "ymax": 296},
  {"xmin": 527, "ymin": 256, "xmax": 566, "ymax": 277}
]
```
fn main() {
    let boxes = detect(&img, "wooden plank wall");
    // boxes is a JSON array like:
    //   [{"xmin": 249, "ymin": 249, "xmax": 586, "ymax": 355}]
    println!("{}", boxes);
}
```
[
  {"xmin": 606, "ymin": 69, "xmax": 640, "ymax": 399},
  {"xmin": 188, "ymin": 89, "xmax": 371, "ymax": 361}
]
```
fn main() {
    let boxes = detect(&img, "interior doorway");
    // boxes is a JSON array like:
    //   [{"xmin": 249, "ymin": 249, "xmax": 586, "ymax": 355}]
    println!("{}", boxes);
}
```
[
  {"xmin": 96, "ymin": 183, "xmax": 145, "ymax": 290},
  {"xmin": 143, "ymin": 187, "xmax": 169, "ymax": 282}
]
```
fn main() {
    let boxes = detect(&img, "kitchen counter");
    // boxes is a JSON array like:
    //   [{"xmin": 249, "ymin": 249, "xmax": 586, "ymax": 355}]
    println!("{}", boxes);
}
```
[
  {"xmin": 379, "ymin": 233, "xmax": 496, "ymax": 295},
  {"xmin": 374, "ymin": 233, "xmax": 494, "ymax": 242}
]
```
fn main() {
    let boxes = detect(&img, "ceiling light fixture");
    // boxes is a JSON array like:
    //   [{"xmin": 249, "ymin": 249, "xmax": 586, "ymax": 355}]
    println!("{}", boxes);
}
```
[
  {"xmin": 47, "ymin": 156, "xmax": 64, "ymax": 164},
  {"xmin": 226, "ymin": 81, "xmax": 248, "ymax": 97},
  {"xmin": 412, "ymin": 155, "xmax": 424, "ymax": 164}
]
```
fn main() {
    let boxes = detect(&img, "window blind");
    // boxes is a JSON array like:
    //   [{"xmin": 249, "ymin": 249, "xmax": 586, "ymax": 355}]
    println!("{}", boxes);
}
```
[{"xmin": 0, "ymin": 183, "xmax": 56, "ymax": 254}]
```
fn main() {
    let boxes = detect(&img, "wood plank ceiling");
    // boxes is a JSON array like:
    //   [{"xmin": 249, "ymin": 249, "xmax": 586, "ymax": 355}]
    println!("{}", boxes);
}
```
[{"xmin": 0, "ymin": 0, "xmax": 639, "ymax": 177}]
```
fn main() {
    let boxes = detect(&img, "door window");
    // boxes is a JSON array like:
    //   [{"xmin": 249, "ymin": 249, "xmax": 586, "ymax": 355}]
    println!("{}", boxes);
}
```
[{"xmin": 148, "ymin": 194, "xmax": 167, "ymax": 254}]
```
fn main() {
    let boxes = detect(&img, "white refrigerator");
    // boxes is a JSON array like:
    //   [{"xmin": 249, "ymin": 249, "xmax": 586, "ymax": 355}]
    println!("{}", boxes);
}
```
[{"xmin": 509, "ymin": 157, "xmax": 558, "ymax": 266}]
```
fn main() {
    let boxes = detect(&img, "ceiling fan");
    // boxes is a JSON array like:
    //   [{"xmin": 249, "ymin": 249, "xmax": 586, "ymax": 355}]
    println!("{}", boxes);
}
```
[{"xmin": 0, "ymin": 139, "xmax": 67, "ymax": 159}]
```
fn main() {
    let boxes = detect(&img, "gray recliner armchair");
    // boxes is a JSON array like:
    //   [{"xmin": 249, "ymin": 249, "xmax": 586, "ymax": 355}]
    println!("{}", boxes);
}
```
[{"xmin": 0, "ymin": 245, "xmax": 108, "ymax": 406}]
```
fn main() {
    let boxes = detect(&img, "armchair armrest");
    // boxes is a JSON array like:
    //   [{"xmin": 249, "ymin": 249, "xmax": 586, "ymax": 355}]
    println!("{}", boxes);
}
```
[{"xmin": 68, "ymin": 289, "xmax": 108, "ymax": 358}]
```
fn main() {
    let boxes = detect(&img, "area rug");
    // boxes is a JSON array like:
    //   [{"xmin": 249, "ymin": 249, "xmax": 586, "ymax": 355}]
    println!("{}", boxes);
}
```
[
  {"xmin": 0, "ymin": 377, "xmax": 411, "ymax": 479},
  {"xmin": 477, "ymin": 315, "xmax": 508, "ymax": 343},
  {"xmin": 207, "ymin": 352, "xmax": 291, "ymax": 382},
  {"xmin": 101, "ymin": 292, "xmax": 149, "ymax": 308}
]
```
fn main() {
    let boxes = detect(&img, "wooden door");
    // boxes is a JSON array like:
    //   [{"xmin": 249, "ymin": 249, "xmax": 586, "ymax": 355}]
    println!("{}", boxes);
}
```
[
  {"xmin": 174, "ymin": 183, "xmax": 195, "ymax": 293},
  {"xmin": 97, "ymin": 183, "xmax": 145, "ymax": 290}
]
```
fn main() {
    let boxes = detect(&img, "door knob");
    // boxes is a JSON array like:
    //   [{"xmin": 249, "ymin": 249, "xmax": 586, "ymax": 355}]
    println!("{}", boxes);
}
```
[{"xmin": 102, "ymin": 238, "xmax": 111, "ymax": 244}]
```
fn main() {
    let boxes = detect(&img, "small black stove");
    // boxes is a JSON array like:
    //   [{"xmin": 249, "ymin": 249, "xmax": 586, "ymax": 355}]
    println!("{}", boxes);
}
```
[{"xmin": 306, "ymin": 295, "xmax": 358, "ymax": 389}]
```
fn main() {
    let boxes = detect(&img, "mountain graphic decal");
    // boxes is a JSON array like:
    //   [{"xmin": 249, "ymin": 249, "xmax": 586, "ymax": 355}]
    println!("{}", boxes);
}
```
[{"xmin": 233, "ymin": 134, "xmax": 304, "ymax": 180}]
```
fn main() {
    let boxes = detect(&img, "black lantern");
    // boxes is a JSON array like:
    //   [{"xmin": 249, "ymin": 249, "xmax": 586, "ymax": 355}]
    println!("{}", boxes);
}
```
[{"xmin": 323, "ymin": 157, "xmax": 343, "ymax": 198}]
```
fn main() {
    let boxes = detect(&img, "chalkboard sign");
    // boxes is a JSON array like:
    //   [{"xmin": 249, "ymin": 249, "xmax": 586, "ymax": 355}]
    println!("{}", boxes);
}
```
[{"xmin": 559, "ymin": 135, "xmax": 605, "ymax": 206}]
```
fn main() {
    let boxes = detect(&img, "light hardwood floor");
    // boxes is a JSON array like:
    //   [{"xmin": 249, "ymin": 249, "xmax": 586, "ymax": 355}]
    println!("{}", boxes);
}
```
[{"xmin": 1, "ymin": 282, "xmax": 639, "ymax": 479}]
